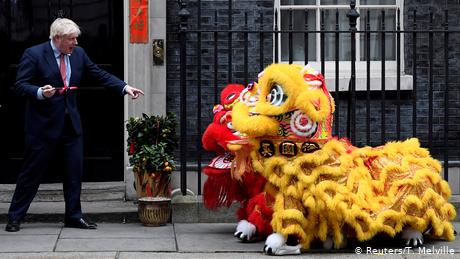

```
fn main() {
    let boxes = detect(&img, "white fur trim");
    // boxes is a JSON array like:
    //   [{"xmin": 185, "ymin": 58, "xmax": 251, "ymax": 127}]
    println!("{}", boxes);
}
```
[
  {"xmin": 234, "ymin": 220, "xmax": 257, "ymax": 241},
  {"xmin": 264, "ymin": 233, "xmax": 301, "ymax": 255},
  {"xmin": 401, "ymin": 227, "xmax": 424, "ymax": 247}
]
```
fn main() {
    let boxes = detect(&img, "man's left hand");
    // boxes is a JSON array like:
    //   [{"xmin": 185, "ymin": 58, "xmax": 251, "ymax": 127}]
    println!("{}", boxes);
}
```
[{"xmin": 125, "ymin": 85, "xmax": 144, "ymax": 99}]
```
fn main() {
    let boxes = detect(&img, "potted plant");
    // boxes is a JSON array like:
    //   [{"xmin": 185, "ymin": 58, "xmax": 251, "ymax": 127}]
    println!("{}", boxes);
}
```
[{"xmin": 126, "ymin": 113, "xmax": 178, "ymax": 225}]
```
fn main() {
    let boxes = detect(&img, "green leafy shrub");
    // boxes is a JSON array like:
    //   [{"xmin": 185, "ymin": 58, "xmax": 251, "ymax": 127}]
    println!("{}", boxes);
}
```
[{"xmin": 126, "ymin": 113, "xmax": 178, "ymax": 173}]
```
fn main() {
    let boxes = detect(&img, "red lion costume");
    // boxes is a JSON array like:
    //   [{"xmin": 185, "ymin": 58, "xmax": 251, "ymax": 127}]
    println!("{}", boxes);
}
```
[{"xmin": 202, "ymin": 84, "xmax": 273, "ymax": 241}]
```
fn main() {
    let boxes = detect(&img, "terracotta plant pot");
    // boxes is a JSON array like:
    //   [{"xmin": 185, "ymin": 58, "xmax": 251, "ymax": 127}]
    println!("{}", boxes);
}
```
[{"xmin": 137, "ymin": 197, "xmax": 171, "ymax": 226}]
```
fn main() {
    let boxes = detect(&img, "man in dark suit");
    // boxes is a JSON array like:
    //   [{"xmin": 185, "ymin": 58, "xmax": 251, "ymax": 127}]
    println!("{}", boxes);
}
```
[{"xmin": 5, "ymin": 18, "xmax": 144, "ymax": 232}]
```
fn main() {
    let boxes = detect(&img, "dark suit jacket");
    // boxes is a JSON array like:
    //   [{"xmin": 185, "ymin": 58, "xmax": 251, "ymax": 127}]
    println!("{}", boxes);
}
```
[{"xmin": 15, "ymin": 41, "xmax": 126, "ymax": 140}]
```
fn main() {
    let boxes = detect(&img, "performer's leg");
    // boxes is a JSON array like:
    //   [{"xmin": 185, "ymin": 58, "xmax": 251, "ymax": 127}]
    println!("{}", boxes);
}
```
[
  {"xmin": 61, "ymin": 116, "xmax": 83, "ymax": 220},
  {"xmin": 246, "ymin": 192, "xmax": 273, "ymax": 238},
  {"xmin": 8, "ymin": 135, "xmax": 57, "ymax": 221}
]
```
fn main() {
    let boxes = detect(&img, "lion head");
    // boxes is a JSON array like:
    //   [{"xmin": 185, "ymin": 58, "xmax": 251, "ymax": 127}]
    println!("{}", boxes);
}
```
[{"xmin": 232, "ymin": 64, "xmax": 335, "ymax": 141}]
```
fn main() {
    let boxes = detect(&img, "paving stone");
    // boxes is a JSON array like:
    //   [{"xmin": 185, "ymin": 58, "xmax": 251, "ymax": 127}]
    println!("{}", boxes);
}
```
[
  {"xmin": 0, "ymin": 252, "xmax": 117, "ymax": 259},
  {"xmin": 405, "ymin": 254, "xmax": 460, "ymax": 258},
  {"xmin": 0, "ymin": 235, "xmax": 58, "ymax": 252},
  {"xmin": 60, "ymin": 223, "xmax": 173, "ymax": 239},
  {"xmin": 55, "ymin": 238, "xmax": 177, "ymax": 252},
  {"xmin": 119, "ymin": 252, "xmax": 308, "ymax": 259},
  {"xmin": 176, "ymin": 232, "xmax": 263, "ymax": 252},
  {"xmin": 0, "ymin": 223, "xmax": 61, "ymax": 235},
  {"xmin": 174, "ymin": 223, "xmax": 235, "ymax": 234}
]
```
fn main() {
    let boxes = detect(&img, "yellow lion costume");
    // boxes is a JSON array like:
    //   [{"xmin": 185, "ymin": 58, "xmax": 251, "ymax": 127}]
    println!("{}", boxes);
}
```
[{"xmin": 230, "ymin": 64, "xmax": 456, "ymax": 255}]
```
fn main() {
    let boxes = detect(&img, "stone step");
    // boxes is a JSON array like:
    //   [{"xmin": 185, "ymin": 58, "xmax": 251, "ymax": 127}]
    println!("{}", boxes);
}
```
[
  {"xmin": 0, "ymin": 182, "xmax": 125, "ymax": 203},
  {"xmin": 0, "ymin": 195, "xmax": 239, "ymax": 224},
  {"xmin": 0, "ymin": 194, "xmax": 458, "ymax": 224},
  {"xmin": 0, "ymin": 200, "xmax": 138, "ymax": 224},
  {"xmin": 170, "ymin": 194, "xmax": 460, "ymax": 223},
  {"xmin": 171, "ymin": 195, "xmax": 239, "ymax": 223},
  {"xmin": 449, "ymin": 195, "xmax": 460, "ymax": 221}
]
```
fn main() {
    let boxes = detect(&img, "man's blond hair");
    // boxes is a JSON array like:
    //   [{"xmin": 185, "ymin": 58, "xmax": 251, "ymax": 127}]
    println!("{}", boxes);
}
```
[{"xmin": 49, "ymin": 18, "xmax": 81, "ymax": 39}]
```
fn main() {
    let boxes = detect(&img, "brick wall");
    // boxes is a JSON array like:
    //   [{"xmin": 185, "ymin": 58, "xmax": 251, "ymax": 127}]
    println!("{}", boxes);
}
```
[
  {"xmin": 401, "ymin": 0, "xmax": 460, "ymax": 159},
  {"xmin": 167, "ymin": 0, "xmax": 274, "ymax": 161},
  {"xmin": 167, "ymin": 0, "xmax": 460, "ymax": 162}
]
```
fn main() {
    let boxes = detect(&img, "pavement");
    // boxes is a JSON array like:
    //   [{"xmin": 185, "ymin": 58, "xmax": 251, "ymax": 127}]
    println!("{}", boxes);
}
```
[{"xmin": 0, "ymin": 222, "xmax": 459, "ymax": 259}]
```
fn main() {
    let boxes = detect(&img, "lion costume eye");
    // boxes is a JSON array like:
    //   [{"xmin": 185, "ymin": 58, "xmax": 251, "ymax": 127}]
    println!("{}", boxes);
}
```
[
  {"xmin": 267, "ymin": 84, "xmax": 287, "ymax": 106},
  {"xmin": 227, "ymin": 121, "xmax": 234, "ymax": 129},
  {"xmin": 226, "ymin": 93, "xmax": 236, "ymax": 101}
]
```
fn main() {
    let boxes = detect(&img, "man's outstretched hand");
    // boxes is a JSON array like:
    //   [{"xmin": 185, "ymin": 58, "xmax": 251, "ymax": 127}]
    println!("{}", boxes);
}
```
[
  {"xmin": 124, "ymin": 85, "xmax": 144, "ymax": 99},
  {"xmin": 41, "ymin": 85, "xmax": 56, "ymax": 98}
]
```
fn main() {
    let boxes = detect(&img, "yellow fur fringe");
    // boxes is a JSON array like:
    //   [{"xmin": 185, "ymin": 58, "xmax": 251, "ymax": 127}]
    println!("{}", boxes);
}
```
[{"xmin": 257, "ymin": 138, "xmax": 455, "ymax": 248}]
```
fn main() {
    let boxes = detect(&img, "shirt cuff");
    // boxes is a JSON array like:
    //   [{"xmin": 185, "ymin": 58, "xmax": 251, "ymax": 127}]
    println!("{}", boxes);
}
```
[
  {"xmin": 122, "ymin": 85, "xmax": 128, "ymax": 94},
  {"xmin": 37, "ymin": 88, "xmax": 45, "ymax": 100}
]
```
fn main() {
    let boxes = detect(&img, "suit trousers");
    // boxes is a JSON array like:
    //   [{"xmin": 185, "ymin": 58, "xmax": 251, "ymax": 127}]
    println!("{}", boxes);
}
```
[{"xmin": 8, "ymin": 115, "xmax": 83, "ymax": 221}]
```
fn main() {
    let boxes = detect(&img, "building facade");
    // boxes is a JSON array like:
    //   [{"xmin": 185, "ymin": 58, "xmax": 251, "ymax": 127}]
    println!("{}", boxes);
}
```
[
  {"xmin": 166, "ymin": 0, "xmax": 459, "ymax": 160},
  {"xmin": 0, "ymin": 0, "xmax": 458, "ymax": 199},
  {"xmin": 0, "ymin": 0, "xmax": 166, "ymax": 199}
]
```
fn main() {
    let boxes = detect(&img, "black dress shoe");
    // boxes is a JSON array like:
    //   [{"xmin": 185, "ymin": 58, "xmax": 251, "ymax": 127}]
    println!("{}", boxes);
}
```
[
  {"xmin": 5, "ymin": 220, "xmax": 20, "ymax": 232},
  {"xmin": 64, "ymin": 218, "xmax": 97, "ymax": 229}
]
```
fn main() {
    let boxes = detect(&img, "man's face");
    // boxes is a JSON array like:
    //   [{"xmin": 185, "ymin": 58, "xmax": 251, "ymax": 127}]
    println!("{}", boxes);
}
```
[{"xmin": 54, "ymin": 33, "xmax": 78, "ymax": 54}]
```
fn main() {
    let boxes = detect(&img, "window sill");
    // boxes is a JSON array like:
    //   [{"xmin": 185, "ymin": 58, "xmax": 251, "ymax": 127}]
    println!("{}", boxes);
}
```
[
  {"xmin": 282, "ymin": 61, "xmax": 412, "ymax": 92},
  {"xmin": 324, "ymin": 74, "xmax": 413, "ymax": 92}
]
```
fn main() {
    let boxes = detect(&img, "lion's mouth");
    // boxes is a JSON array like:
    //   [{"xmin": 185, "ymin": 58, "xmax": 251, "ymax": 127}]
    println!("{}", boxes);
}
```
[
  {"xmin": 231, "ymin": 130, "xmax": 243, "ymax": 137},
  {"xmin": 227, "ymin": 121, "xmax": 243, "ymax": 137}
]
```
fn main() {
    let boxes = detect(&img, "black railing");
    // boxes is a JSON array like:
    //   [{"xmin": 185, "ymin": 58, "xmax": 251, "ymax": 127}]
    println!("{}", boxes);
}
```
[
  {"xmin": 178, "ymin": 0, "xmax": 189, "ymax": 195},
  {"xmin": 173, "ymin": 0, "xmax": 460, "ymax": 195}
]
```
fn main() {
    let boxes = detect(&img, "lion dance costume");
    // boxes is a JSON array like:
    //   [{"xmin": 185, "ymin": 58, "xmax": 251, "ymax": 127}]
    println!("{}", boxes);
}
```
[
  {"xmin": 202, "ymin": 84, "xmax": 273, "ymax": 240},
  {"xmin": 229, "ymin": 64, "xmax": 456, "ymax": 255}
]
